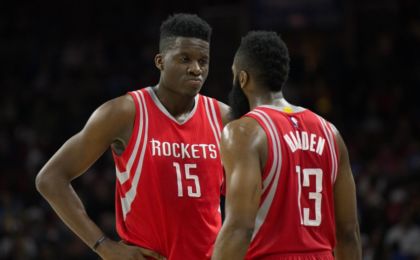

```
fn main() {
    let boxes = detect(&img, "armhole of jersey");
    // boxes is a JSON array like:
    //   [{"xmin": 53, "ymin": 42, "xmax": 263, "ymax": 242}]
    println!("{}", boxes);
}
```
[
  {"xmin": 243, "ymin": 113, "xmax": 274, "ymax": 181},
  {"xmin": 202, "ymin": 96, "xmax": 222, "ymax": 149},
  {"xmin": 112, "ymin": 90, "xmax": 141, "ymax": 162},
  {"xmin": 326, "ymin": 122, "xmax": 340, "ymax": 183},
  {"xmin": 221, "ymin": 168, "xmax": 226, "ymax": 196},
  {"xmin": 203, "ymin": 96, "xmax": 225, "ymax": 190},
  {"xmin": 316, "ymin": 116, "xmax": 339, "ymax": 185},
  {"xmin": 211, "ymin": 98, "xmax": 223, "ymax": 132}
]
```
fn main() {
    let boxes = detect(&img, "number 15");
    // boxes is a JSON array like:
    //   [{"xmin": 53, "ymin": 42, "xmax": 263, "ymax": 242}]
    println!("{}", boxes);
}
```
[{"xmin": 173, "ymin": 162, "xmax": 201, "ymax": 198}]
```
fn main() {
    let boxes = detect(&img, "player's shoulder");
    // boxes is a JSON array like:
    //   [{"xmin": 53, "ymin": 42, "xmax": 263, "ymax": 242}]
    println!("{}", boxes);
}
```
[
  {"xmin": 91, "ymin": 93, "xmax": 135, "ymax": 125},
  {"xmin": 101, "ymin": 93, "xmax": 134, "ymax": 114},
  {"xmin": 80, "ymin": 93, "xmax": 136, "ymax": 140},
  {"xmin": 301, "ymin": 108, "xmax": 340, "ymax": 134},
  {"xmin": 214, "ymin": 100, "xmax": 230, "ymax": 112},
  {"xmin": 222, "ymin": 117, "xmax": 265, "ymax": 144},
  {"xmin": 306, "ymin": 110, "xmax": 345, "ymax": 155},
  {"xmin": 220, "ymin": 117, "xmax": 267, "ymax": 158},
  {"xmin": 217, "ymin": 101, "xmax": 231, "ymax": 126}
]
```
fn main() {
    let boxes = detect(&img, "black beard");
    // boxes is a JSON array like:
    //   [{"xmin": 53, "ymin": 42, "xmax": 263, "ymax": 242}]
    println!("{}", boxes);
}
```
[{"xmin": 228, "ymin": 79, "xmax": 250, "ymax": 120}]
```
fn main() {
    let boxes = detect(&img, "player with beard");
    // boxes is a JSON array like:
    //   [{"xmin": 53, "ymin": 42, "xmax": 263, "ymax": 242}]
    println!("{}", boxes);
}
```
[
  {"xmin": 36, "ymin": 14, "xmax": 230, "ymax": 260},
  {"xmin": 212, "ymin": 31, "xmax": 361, "ymax": 259},
  {"xmin": 228, "ymin": 77, "xmax": 249, "ymax": 120}
]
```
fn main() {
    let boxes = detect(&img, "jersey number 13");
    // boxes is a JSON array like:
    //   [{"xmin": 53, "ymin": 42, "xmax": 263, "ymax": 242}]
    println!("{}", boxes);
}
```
[{"xmin": 295, "ymin": 166, "xmax": 323, "ymax": 226}]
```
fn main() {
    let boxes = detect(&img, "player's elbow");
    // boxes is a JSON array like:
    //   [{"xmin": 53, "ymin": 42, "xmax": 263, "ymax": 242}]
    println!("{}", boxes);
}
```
[
  {"xmin": 336, "ymin": 222, "xmax": 360, "ymax": 245},
  {"xmin": 35, "ymin": 171, "xmax": 50, "ymax": 196},
  {"xmin": 335, "ymin": 222, "xmax": 362, "ymax": 259},
  {"xmin": 35, "ymin": 170, "xmax": 60, "ymax": 198},
  {"xmin": 229, "ymin": 225, "xmax": 254, "ymax": 244},
  {"xmin": 225, "ymin": 218, "xmax": 255, "ymax": 242}
]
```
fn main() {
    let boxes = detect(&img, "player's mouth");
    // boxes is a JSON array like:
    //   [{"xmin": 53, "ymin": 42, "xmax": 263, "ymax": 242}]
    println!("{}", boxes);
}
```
[
  {"xmin": 186, "ymin": 77, "xmax": 203, "ymax": 88},
  {"xmin": 186, "ymin": 77, "xmax": 202, "ymax": 83}
]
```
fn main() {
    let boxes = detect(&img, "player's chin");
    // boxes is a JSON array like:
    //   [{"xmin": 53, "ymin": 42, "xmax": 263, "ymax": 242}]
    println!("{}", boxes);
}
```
[{"xmin": 184, "ymin": 81, "xmax": 204, "ymax": 95}]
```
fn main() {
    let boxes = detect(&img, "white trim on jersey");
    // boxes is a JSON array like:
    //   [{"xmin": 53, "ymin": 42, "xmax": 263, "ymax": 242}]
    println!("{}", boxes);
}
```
[
  {"xmin": 209, "ymin": 99, "xmax": 222, "ymax": 138},
  {"xmin": 296, "ymin": 165, "xmax": 303, "ymax": 225},
  {"xmin": 326, "ymin": 122, "xmax": 338, "ymax": 183},
  {"xmin": 147, "ymin": 86, "xmax": 199, "ymax": 125},
  {"xmin": 328, "ymin": 123, "xmax": 340, "ymax": 183},
  {"xmin": 247, "ymin": 112, "xmax": 279, "ymax": 194},
  {"xmin": 116, "ymin": 91, "xmax": 145, "ymax": 185},
  {"xmin": 317, "ymin": 117, "xmax": 338, "ymax": 184},
  {"xmin": 116, "ymin": 165, "xmax": 130, "ymax": 184},
  {"xmin": 203, "ymin": 97, "xmax": 221, "ymax": 149},
  {"xmin": 248, "ymin": 109, "xmax": 282, "ymax": 241},
  {"xmin": 120, "ymin": 90, "xmax": 149, "ymax": 220}
]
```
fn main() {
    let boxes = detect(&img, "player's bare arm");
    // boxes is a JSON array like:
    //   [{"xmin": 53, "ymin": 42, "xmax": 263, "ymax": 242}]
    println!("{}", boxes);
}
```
[
  {"xmin": 217, "ymin": 101, "xmax": 232, "ymax": 126},
  {"xmin": 35, "ymin": 95, "xmax": 163, "ymax": 259},
  {"xmin": 332, "ymin": 127, "xmax": 362, "ymax": 260},
  {"xmin": 212, "ymin": 118, "xmax": 266, "ymax": 259}
]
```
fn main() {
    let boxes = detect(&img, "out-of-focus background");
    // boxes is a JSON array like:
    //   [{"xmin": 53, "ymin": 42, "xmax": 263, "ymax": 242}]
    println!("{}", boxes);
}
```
[{"xmin": 1, "ymin": 0, "xmax": 420, "ymax": 259}]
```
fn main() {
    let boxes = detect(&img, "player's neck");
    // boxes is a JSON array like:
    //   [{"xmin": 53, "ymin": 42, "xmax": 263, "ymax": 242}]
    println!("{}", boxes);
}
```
[
  {"xmin": 152, "ymin": 85, "xmax": 196, "ymax": 118},
  {"xmin": 249, "ymin": 91, "xmax": 286, "ymax": 109}
]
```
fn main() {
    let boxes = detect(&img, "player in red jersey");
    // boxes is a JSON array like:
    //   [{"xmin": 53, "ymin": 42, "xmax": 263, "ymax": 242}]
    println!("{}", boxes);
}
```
[
  {"xmin": 212, "ymin": 31, "xmax": 361, "ymax": 260},
  {"xmin": 36, "ymin": 14, "xmax": 230, "ymax": 260}
]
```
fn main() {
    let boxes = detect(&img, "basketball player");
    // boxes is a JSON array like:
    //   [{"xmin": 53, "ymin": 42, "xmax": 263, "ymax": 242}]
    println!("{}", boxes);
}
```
[
  {"xmin": 212, "ymin": 31, "xmax": 361, "ymax": 259},
  {"xmin": 36, "ymin": 14, "xmax": 230, "ymax": 260}
]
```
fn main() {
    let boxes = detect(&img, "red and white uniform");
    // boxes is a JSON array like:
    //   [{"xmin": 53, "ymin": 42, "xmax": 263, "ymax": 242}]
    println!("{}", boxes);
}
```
[
  {"xmin": 112, "ymin": 87, "xmax": 224, "ymax": 260},
  {"xmin": 244, "ymin": 105, "xmax": 339, "ymax": 260}
]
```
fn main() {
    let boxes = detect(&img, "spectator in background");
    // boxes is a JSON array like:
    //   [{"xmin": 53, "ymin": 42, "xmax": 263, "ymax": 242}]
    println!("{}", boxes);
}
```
[{"xmin": 385, "ymin": 210, "xmax": 420, "ymax": 258}]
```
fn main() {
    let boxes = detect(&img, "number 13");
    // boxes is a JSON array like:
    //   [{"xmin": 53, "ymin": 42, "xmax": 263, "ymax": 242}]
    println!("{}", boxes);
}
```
[{"xmin": 296, "ymin": 166, "xmax": 323, "ymax": 226}]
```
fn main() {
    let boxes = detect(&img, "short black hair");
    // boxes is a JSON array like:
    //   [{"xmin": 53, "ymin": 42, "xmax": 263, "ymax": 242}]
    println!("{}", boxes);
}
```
[
  {"xmin": 235, "ymin": 31, "xmax": 290, "ymax": 91},
  {"xmin": 159, "ymin": 13, "xmax": 212, "ymax": 52}
]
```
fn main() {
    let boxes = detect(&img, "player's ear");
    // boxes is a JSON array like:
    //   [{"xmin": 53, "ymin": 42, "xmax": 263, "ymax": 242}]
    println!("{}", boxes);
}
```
[
  {"xmin": 155, "ymin": 54, "xmax": 164, "ymax": 71},
  {"xmin": 239, "ymin": 70, "xmax": 249, "ymax": 89}
]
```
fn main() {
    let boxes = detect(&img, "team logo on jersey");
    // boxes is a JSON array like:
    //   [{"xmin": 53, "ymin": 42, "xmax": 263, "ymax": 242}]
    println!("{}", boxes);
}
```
[{"xmin": 290, "ymin": 116, "xmax": 299, "ymax": 128}]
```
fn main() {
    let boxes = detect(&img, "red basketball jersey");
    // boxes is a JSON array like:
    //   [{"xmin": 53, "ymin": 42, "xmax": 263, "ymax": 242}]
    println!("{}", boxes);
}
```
[
  {"xmin": 112, "ymin": 87, "xmax": 224, "ymax": 260},
  {"xmin": 244, "ymin": 106, "xmax": 339, "ymax": 260}
]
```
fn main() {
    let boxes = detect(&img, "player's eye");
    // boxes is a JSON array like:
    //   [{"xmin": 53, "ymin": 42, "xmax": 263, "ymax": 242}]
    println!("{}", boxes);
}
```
[
  {"xmin": 199, "ymin": 58, "xmax": 208, "ymax": 66},
  {"xmin": 180, "ymin": 56, "xmax": 190, "ymax": 63}
]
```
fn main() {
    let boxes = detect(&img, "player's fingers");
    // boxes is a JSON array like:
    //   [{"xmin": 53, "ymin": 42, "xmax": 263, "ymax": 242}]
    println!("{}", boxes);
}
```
[
  {"xmin": 118, "ymin": 241, "xmax": 165, "ymax": 260},
  {"xmin": 119, "ymin": 240, "xmax": 166, "ymax": 260},
  {"xmin": 138, "ymin": 247, "xmax": 165, "ymax": 260}
]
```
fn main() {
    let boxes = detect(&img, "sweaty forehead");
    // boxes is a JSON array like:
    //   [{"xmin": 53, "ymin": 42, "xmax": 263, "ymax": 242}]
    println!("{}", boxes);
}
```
[{"xmin": 167, "ymin": 37, "xmax": 209, "ymax": 55}]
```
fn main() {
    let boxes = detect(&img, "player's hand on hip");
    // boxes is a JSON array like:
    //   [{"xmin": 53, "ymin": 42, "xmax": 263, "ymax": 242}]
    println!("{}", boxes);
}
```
[
  {"xmin": 96, "ymin": 239, "xmax": 165, "ymax": 260},
  {"xmin": 134, "ymin": 245, "xmax": 166, "ymax": 260}
]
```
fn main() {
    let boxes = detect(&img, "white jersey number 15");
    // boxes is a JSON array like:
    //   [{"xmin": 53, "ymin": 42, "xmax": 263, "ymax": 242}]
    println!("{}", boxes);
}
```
[{"xmin": 173, "ymin": 162, "xmax": 201, "ymax": 198}]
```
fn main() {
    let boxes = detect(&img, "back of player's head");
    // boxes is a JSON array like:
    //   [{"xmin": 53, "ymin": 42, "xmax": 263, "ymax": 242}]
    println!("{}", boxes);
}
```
[
  {"xmin": 159, "ymin": 13, "xmax": 212, "ymax": 52},
  {"xmin": 235, "ymin": 31, "xmax": 290, "ymax": 92}
]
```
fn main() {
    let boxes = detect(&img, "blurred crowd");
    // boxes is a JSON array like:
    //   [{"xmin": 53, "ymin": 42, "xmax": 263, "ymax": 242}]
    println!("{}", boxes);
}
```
[{"xmin": 1, "ymin": 0, "xmax": 420, "ymax": 259}]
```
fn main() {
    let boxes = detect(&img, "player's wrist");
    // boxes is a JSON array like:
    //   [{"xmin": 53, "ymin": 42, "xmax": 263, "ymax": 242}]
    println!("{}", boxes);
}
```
[{"xmin": 92, "ymin": 235, "xmax": 109, "ymax": 254}]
